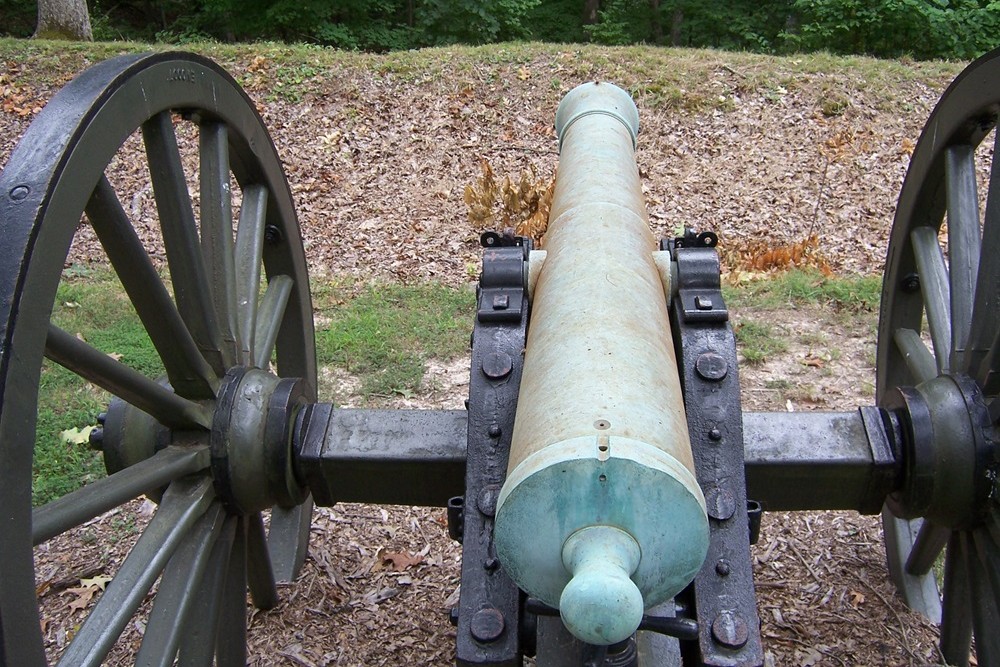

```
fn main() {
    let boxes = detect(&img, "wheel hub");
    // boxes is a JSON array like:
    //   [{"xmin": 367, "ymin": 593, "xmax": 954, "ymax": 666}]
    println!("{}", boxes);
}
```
[
  {"xmin": 885, "ymin": 374, "xmax": 998, "ymax": 529},
  {"xmin": 210, "ymin": 367, "xmax": 309, "ymax": 514}
]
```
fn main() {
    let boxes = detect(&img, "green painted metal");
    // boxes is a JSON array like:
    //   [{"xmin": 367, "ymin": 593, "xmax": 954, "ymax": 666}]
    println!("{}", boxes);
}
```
[
  {"xmin": 255, "ymin": 274, "xmax": 294, "ymax": 369},
  {"xmin": 86, "ymin": 175, "xmax": 218, "ymax": 399},
  {"xmin": 57, "ymin": 477, "xmax": 216, "ymax": 667},
  {"xmin": 32, "ymin": 445, "xmax": 210, "ymax": 545},
  {"xmin": 135, "ymin": 502, "xmax": 226, "ymax": 667},
  {"xmin": 876, "ymin": 46, "xmax": 1000, "ymax": 661},
  {"xmin": 235, "ymin": 185, "xmax": 268, "ymax": 363},
  {"xmin": 44, "ymin": 323, "xmax": 213, "ymax": 429},
  {"xmin": 0, "ymin": 51, "xmax": 316, "ymax": 665},
  {"xmin": 143, "ymin": 111, "xmax": 230, "ymax": 376},
  {"xmin": 178, "ymin": 516, "xmax": 238, "ymax": 666},
  {"xmin": 199, "ymin": 122, "xmax": 240, "ymax": 368}
]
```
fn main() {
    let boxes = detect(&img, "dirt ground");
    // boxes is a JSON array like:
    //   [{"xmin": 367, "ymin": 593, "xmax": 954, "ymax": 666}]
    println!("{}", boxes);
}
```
[{"xmin": 1, "ymin": 43, "xmax": 982, "ymax": 665}]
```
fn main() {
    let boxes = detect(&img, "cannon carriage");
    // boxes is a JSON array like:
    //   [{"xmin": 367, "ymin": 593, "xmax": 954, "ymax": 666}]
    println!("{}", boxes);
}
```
[{"xmin": 0, "ymin": 48, "xmax": 998, "ymax": 666}]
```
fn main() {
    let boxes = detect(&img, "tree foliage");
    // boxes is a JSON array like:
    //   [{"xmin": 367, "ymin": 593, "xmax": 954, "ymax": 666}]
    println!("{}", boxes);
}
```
[{"xmin": 2, "ymin": 0, "xmax": 998, "ymax": 59}]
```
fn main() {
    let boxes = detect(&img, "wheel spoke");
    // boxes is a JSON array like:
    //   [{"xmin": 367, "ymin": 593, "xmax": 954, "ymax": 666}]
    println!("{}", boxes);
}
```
[
  {"xmin": 234, "ymin": 185, "xmax": 267, "ymax": 364},
  {"xmin": 941, "ymin": 532, "xmax": 973, "ymax": 667},
  {"xmin": 178, "ymin": 516, "xmax": 238, "ymax": 667},
  {"xmin": 32, "ymin": 445, "xmax": 209, "ymax": 545},
  {"xmin": 970, "ymin": 130, "xmax": 1000, "ymax": 390},
  {"xmin": 142, "ymin": 111, "xmax": 227, "ymax": 376},
  {"xmin": 56, "ymin": 476, "xmax": 215, "ymax": 667},
  {"xmin": 905, "ymin": 519, "xmax": 950, "ymax": 576},
  {"xmin": 911, "ymin": 226, "xmax": 953, "ymax": 373},
  {"xmin": 268, "ymin": 499, "xmax": 314, "ymax": 582},
  {"xmin": 215, "ymin": 514, "xmax": 248, "ymax": 667},
  {"xmin": 893, "ymin": 328, "xmax": 938, "ymax": 384},
  {"xmin": 945, "ymin": 144, "xmax": 981, "ymax": 365},
  {"xmin": 881, "ymin": 512, "xmax": 942, "ymax": 622},
  {"xmin": 968, "ymin": 530, "xmax": 1000, "ymax": 665},
  {"xmin": 254, "ymin": 275, "xmax": 293, "ymax": 369},
  {"xmin": 86, "ymin": 175, "xmax": 218, "ymax": 399},
  {"xmin": 199, "ymin": 122, "xmax": 239, "ymax": 366},
  {"xmin": 246, "ymin": 511, "xmax": 278, "ymax": 609},
  {"xmin": 135, "ymin": 502, "xmax": 226, "ymax": 667},
  {"xmin": 45, "ymin": 324, "xmax": 212, "ymax": 429}
]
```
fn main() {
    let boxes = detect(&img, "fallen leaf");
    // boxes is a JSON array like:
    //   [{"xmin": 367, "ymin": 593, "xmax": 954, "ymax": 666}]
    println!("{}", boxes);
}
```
[
  {"xmin": 801, "ymin": 354, "xmax": 825, "ymax": 368},
  {"xmin": 80, "ymin": 575, "xmax": 112, "ymax": 592},
  {"xmin": 849, "ymin": 590, "xmax": 865, "ymax": 607},
  {"xmin": 382, "ymin": 551, "xmax": 424, "ymax": 571},
  {"xmin": 64, "ymin": 585, "xmax": 96, "ymax": 612},
  {"xmin": 60, "ymin": 425, "xmax": 95, "ymax": 445}
]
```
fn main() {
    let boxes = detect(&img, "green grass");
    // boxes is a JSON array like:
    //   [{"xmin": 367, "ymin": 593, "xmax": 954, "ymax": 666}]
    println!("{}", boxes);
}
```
[
  {"xmin": 314, "ymin": 280, "xmax": 475, "ymax": 397},
  {"xmin": 724, "ymin": 269, "xmax": 881, "ymax": 367},
  {"xmin": 0, "ymin": 38, "xmax": 965, "ymax": 116},
  {"xmin": 724, "ymin": 269, "xmax": 881, "ymax": 311},
  {"xmin": 733, "ymin": 319, "xmax": 787, "ymax": 364},
  {"xmin": 34, "ymin": 267, "xmax": 157, "ymax": 506}
]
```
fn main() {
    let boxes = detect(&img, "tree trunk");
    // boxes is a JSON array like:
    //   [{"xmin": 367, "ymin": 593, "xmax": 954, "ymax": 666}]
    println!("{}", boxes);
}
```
[
  {"xmin": 35, "ymin": 0, "xmax": 93, "ymax": 41},
  {"xmin": 670, "ymin": 8, "xmax": 683, "ymax": 46},
  {"xmin": 583, "ymin": 0, "xmax": 601, "ymax": 25},
  {"xmin": 649, "ymin": 0, "xmax": 663, "ymax": 44}
]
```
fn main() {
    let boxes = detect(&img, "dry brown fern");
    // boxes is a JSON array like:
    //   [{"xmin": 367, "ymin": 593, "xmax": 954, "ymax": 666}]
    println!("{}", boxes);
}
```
[{"xmin": 464, "ymin": 159, "xmax": 554, "ymax": 246}]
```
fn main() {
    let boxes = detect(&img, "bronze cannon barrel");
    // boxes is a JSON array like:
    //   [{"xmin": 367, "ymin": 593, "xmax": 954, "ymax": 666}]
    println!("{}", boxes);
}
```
[{"xmin": 493, "ymin": 83, "xmax": 709, "ymax": 646}]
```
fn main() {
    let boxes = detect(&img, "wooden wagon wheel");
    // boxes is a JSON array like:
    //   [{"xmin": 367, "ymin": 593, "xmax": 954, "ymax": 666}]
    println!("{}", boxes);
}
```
[
  {"xmin": 877, "ymin": 47, "xmax": 1000, "ymax": 666},
  {"xmin": 0, "ymin": 52, "xmax": 316, "ymax": 665}
]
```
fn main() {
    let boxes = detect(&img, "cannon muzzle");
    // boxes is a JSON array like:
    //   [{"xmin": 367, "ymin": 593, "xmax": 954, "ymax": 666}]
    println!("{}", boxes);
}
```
[{"xmin": 493, "ymin": 82, "xmax": 709, "ymax": 646}]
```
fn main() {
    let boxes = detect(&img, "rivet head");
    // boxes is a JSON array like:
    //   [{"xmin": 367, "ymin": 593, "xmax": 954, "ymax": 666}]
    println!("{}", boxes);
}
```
[
  {"xmin": 9, "ymin": 185, "xmax": 29, "ymax": 201},
  {"xmin": 477, "ymin": 484, "xmax": 500, "ymax": 517},
  {"xmin": 715, "ymin": 559, "xmax": 731, "ymax": 576},
  {"xmin": 712, "ymin": 611, "xmax": 748, "ymax": 649},
  {"xmin": 706, "ymin": 487, "xmax": 736, "ymax": 521},
  {"xmin": 708, "ymin": 427, "xmax": 722, "ymax": 441},
  {"xmin": 488, "ymin": 424, "xmax": 502, "ymax": 438},
  {"xmin": 482, "ymin": 352, "xmax": 512, "ymax": 380},
  {"xmin": 470, "ymin": 607, "xmax": 505, "ymax": 643},
  {"xmin": 696, "ymin": 352, "xmax": 728, "ymax": 381}
]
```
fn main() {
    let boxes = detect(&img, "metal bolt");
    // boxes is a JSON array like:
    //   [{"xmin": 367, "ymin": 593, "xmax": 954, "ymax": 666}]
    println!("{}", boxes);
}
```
[
  {"xmin": 695, "ymin": 352, "xmax": 728, "ymax": 382},
  {"xmin": 482, "ymin": 352, "xmax": 513, "ymax": 380},
  {"xmin": 492, "ymin": 294, "xmax": 509, "ymax": 310},
  {"xmin": 484, "ymin": 557, "xmax": 500, "ymax": 571},
  {"xmin": 470, "ymin": 607, "xmax": 505, "ymax": 643},
  {"xmin": 711, "ymin": 611, "xmax": 748, "ymax": 649},
  {"xmin": 449, "ymin": 607, "xmax": 460, "ymax": 627},
  {"xmin": 264, "ymin": 224, "xmax": 284, "ymax": 245},
  {"xmin": 88, "ymin": 426, "xmax": 104, "ymax": 451},
  {"xmin": 715, "ymin": 559, "xmax": 731, "ymax": 576},
  {"xmin": 9, "ymin": 185, "xmax": 29, "ymax": 201},
  {"xmin": 901, "ymin": 272, "xmax": 920, "ymax": 293},
  {"xmin": 97, "ymin": 412, "xmax": 107, "ymax": 425},
  {"xmin": 488, "ymin": 424, "xmax": 502, "ymax": 438},
  {"xmin": 708, "ymin": 427, "xmax": 722, "ymax": 441},
  {"xmin": 706, "ymin": 487, "xmax": 737, "ymax": 521},
  {"xmin": 695, "ymin": 295, "xmax": 714, "ymax": 310}
]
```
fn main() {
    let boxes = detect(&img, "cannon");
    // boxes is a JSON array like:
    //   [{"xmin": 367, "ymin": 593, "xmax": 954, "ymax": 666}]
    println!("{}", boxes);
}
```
[{"xmin": 0, "ymin": 47, "xmax": 998, "ymax": 666}]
